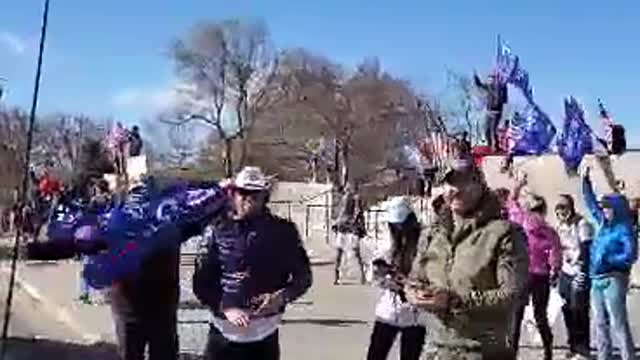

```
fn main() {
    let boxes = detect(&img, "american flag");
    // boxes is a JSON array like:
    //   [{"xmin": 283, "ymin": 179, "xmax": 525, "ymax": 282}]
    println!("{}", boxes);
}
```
[{"xmin": 418, "ymin": 132, "xmax": 458, "ymax": 168}]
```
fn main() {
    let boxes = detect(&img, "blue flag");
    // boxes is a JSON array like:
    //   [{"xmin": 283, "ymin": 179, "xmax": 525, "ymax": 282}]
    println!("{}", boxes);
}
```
[
  {"xmin": 510, "ymin": 103, "xmax": 556, "ymax": 156},
  {"xmin": 496, "ymin": 37, "xmax": 533, "ymax": 101},
  {"xmin": 556, "ymin": 97, "xmax": 594, "ymax": 172}
]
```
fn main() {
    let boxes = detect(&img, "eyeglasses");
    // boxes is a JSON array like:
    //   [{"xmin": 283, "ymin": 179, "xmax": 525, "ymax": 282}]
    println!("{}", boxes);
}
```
[{"xmin": 235, "ymin": 188, "xmax": 263, "ymax": 197}]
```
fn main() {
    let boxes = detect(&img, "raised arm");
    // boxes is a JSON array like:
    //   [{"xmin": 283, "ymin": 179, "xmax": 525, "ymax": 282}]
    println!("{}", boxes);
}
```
[
  {"xmin": 506, "ymin": 178, "xmax": 527, "ymax": 223},
  {"xmin": 474, "ymin": 73, "xmax": 488, "ymax": 91},
  {"xmin": 582, "ymin": 170, "xmax": 603, "ymax": 225}
]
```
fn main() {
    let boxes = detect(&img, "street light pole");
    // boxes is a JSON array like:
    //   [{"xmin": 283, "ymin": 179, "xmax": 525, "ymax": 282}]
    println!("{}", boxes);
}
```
[{"xmin": 0, "ymin": 0, "xmax": 50, "ymax": 358}]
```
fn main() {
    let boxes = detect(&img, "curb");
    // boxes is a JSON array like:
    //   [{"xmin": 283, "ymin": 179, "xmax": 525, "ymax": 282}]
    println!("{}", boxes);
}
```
[
  {"xmin": 309, "ymin": 257, "xmax": 334, "ymax": 266},
  {"xmin": 0, "ymin": 265, "xmax": 103, "ymax": 345}
]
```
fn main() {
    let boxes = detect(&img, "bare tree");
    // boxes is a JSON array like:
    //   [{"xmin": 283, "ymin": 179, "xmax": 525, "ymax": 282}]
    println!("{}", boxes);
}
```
[
  {"xmin": 443, "ymin": 70, "xmax": 483, "ymax": 141},
  {"xmin": 166, "ymin": 123, "xmax": 197, "ymax": 168},
  {"xmin": 254, "ymin": 50, "xmax": 427, "ymax": 190},
  {"xmin": 0, "ymin": 107, "xmax": 29, "ymax": 191},
  {"xmin": 165, "ymin": 19, "xmax": 286, "ymax": 177},
  {"xmin": 33, "ymin": 114, "xmax": 103, "ymax": 178}
]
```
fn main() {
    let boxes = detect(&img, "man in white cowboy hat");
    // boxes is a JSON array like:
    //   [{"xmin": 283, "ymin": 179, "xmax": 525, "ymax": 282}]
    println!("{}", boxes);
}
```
[{"xmin": 194, "ymin": 166, "xmax": 312, "ymax": 360}]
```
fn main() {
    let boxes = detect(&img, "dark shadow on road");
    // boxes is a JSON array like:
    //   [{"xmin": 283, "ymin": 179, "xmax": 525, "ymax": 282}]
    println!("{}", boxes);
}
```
[
  {"xmin": 282, "ymin": 318, "xmax": 367, "ymax": 327},
  {"xmin": 310, "ymin": 261, "xmax": 334, "ymax": 267},
  {"xmin": 3, "ymin": 337, "xmax": 206, "ymax": 360},
  {"xmin": 3, "ymin": 338, "xmax": 119, "ymax": 360}
]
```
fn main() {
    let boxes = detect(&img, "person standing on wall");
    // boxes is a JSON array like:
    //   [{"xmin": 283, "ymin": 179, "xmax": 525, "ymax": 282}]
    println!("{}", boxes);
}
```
[{"xmin": 474, "ymin": 71, "xmax": 508, "ymax": 152}]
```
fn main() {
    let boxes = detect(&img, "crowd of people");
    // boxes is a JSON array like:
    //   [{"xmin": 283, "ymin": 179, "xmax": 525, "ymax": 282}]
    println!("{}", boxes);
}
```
[
  {"xmin": 72, "ymin": 157, "xmax": 635, "ymax": 360},
  {"xmin": 360, "ymin": 156, "xmax": 637, "ymax": 360},
  {"xmin": 5, "ymin": 114, "xmax": 637, "ymax": 360}
]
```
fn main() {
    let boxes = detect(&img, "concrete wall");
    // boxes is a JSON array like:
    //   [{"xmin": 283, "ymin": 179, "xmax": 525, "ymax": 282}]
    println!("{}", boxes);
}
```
[
  {"xmin": 482, "ymin": 153, "xmax": 640, "ymax": 225},
  {"xmin": 482, "ymin": 153, "xmax": 640, "ymax": 286}
]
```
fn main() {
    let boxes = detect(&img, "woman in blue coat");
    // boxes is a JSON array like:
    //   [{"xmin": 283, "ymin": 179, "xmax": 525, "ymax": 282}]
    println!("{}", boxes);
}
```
[{"xmin": 582, "ymin": 167, "xmax": 637, "ymax": 360}]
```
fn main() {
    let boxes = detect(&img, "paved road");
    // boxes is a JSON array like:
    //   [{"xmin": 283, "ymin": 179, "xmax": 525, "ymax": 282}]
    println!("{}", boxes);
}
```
[{"xmin": 0, "ymin": 270, "xmax": 121, "ymax": 360}]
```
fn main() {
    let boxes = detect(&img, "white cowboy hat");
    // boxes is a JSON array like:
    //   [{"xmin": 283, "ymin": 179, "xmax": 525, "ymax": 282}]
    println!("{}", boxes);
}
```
[{"xmin": 233, "ymin": 166, "xmax": 273, "ymax": 191}]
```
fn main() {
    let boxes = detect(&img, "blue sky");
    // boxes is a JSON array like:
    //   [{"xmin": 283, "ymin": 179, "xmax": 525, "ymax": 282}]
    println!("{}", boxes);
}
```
[{"xmin": 1, "ymin": 0, "xmax": 639, "ymax": 143}]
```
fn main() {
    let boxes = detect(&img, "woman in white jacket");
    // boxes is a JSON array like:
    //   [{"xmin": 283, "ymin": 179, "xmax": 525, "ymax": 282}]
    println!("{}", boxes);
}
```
[{"xmin": 366, "ymin": 197, "xmax": 426, "ymax": 360}]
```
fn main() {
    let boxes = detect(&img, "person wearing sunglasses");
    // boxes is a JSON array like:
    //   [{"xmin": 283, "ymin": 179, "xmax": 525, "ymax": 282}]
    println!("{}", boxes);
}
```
[
  {"xmin": 554, "ymin": 194, "xmax": 594, "ymax": 360},
  {"xmin": 366, "ymin": 197, "xmax": 425, "ymax": 360},
  {"xmin": 193, "ymin": 166, "xmax": 312, "ymax": 360},
  {"xmin": 582, "ymin": 167, "xmax": 637, "ymax": 360}
]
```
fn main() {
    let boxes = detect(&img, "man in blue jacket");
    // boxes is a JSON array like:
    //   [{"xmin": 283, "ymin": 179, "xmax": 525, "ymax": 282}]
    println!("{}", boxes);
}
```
[
  {"xmin": 582, "ymin": 167, "xmax": 637, "ymax": 360},
  {"xmin": 193, "ymin": 166, "xmax": 313, "ymax": 360}
]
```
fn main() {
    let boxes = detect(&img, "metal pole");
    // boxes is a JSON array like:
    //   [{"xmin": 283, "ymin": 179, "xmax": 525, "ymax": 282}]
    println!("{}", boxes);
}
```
[{"xmin": 0, "ymin": 0, "xmax": 50, "ymax": 358}]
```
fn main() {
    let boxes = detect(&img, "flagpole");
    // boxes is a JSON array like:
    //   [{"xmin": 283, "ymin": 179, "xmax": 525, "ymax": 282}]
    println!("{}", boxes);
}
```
[
  {"xmin": 0, "ymin": 0, "xmax": 50, "ymax": 358},
  {"xmin": 496, "ymin": 34, "xmax": 501, "ymax": 64}
]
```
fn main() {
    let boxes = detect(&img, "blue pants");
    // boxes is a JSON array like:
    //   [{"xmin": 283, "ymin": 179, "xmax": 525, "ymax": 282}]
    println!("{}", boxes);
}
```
[
  {"xmin": 591, "ymin": 273, "xmax": 636, "ymax": 360},
  {"xmin": 79, "ymin": 256, "xmax": 91, "ymax": 297}
]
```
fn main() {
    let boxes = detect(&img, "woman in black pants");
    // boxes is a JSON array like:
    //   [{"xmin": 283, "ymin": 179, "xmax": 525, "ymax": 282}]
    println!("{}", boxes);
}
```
[{"xmin": 366, "ymin": 197, "xmax": 425, "ymax": 360}]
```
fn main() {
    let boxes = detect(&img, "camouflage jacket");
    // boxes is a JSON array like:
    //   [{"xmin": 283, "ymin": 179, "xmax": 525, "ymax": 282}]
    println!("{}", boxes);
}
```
[{"xmin": 409, "ymin": 190, "xmax": 528, "ymax": 354}]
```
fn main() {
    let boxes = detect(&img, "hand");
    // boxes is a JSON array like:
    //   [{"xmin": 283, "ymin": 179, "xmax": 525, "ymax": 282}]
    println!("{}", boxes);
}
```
[
  {"xmin": 223, "ymin": 307, "xmax": 250, "ymax": 327},
  {"xmin": 573, "ymin": 273, "xmax": 587, "ymax": 290},
  {"xmin": 516, "ymin": 171, "xmax": 528, "ymax": 186},
  {"xmin": 253, "ymin": 289, "xmax": 286, "ymax": 316},
  {"xmin": 549, "ymin": 273, "xmax": 559, "ymax": 288},
  {"xmin": 405, "ymin": 286, "xmax": 457, "ymax": 314}
]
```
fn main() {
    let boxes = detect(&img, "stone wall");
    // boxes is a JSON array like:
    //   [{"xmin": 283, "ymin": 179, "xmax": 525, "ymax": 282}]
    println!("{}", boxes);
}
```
[
  {"xmin": 481, "ymin": 153, "xmax": 640, "ymax": 286},
  {"xmin": 481, "ymin": 153, "xmax": 640, "ymax": 225}
]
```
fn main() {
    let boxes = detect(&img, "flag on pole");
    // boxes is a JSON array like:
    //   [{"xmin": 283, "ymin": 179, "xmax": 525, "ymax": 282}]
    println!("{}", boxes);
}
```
[
  {"xmin": 496, "ymin": 36, "xmax": 534, "ymax": 101},
  {"xmin": 509, "ymin": 103, "xmax": 556, "ymax": 155},
  {"xmin": 556, "ymin": 97, "xmax": 594, "ymax": 172}
]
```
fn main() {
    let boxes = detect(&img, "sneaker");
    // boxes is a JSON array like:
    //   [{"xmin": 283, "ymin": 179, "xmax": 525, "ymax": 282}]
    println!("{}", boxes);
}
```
[
  {"xmin": 78, "ymin": 294, "xmax": 92, "ymax": 304},
  {"xmin": 570, "ymin": 354, "xmax": 591, "ymax": 360}
]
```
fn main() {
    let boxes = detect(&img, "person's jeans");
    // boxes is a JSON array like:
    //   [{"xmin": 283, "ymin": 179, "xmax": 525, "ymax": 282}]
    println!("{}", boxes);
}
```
[
  {"xmin": 558, "ymin": 272, "xmax": 590, "ymax": 356},
  {"xmin": 366, "ymin": 321, "xmax": 426, "ymax": 360},
  {"xmin": 204, "ymin": 324, "xmax": 280, "ymax": 360},
  {"xmin": 110, "ymin": 297, "xmax": 178, "ymax": 360},
  {"xmin": 592, "ymin": 273, "xmax": 636, "ymax": 360},
  {"xmin": 511, "ymin": 273, "xmax": 553, "ymax": 359},
  {"xmin": 78, "ymin": 256, "xmax": 91, "ymax": 298},
  {"xmin": 484, "ymin": 110, "xmax": 502, "ymax": 151}
]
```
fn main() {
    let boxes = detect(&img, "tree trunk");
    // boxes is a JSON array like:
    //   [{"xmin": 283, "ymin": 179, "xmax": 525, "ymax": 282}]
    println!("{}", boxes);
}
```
[
  {"xmin": 339, "ymin": 140, "xmax": 349, "ymax": 188},
  {"xmin": 223, "ymin": 138, "xmax": 233, "ymax": 177},
  {"xmin": 310, "ymin": 157, "xmax": 319, "ymax": 183}
]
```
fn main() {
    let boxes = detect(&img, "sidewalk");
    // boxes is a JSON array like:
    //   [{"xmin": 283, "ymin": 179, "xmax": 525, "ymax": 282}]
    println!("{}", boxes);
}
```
[{"xmin": 5, "ymin": 255, "xmax": 640, "ymax": 359}]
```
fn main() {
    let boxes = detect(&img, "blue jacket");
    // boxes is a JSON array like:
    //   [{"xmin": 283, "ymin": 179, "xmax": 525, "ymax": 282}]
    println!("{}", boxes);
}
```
[
  {"xmin": 193, "ymin": 210, "xmax": 312, "ymax": 316},
  {"xmin": 582, "ymin": 176, "xmax": 638, "ymax": 277}
]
